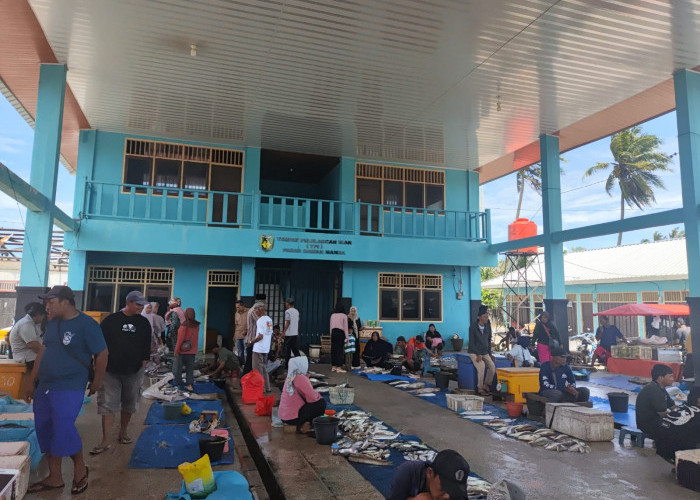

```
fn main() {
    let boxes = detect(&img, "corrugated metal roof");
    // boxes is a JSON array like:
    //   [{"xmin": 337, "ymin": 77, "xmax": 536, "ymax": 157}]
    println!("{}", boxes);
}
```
[
  {"xmin": 482, "ymin": 238, "xmax": 689, "ymax": 288},
  {"xmin": 16, "ymin": 0, "xmax": 700, "ymax": 172}
]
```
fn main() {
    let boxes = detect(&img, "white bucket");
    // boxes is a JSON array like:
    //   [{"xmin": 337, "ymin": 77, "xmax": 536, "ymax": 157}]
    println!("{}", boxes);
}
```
[{"xmin": 309, "ymin": 345, "xmax": 321, "ymax": 359}]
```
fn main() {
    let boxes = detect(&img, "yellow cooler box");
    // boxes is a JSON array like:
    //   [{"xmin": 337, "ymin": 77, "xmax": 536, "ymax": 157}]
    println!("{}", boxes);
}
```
[
  {"xmin": 0, "ymin": 362, "xmax": 26, "ymax": 400},
  {"xmin": 496, "ymin": 367, "xmax": 541, "ymax": 403}
]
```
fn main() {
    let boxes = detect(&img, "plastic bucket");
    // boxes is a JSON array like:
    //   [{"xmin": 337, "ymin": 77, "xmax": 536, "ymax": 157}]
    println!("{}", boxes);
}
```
[
  {"xmin": 309, "ymin": 345, "xmax": 321, "ymax": 359},
  {"xmin": 199, "ymin": 436, "xmax": 228, "ymax": 463},
  {"xmin": 506, "ymin": 402, "xmax": 524, "ymax": 418},
  {"xmin": 451, "ymin": 338, "xmax": 464, "ymax": 351},
  {"xmin": 162, "ymin": 402, "xmax": 183, "ymax": 420},
  {"xmin": 434, "ymin": 372, "xmax": 450, "ymax": 391},
  {"xmin": 312, "ymin": 416, "xmax": 340, "ymax": 445},
  {"xmin": 608, "ymin": 392, "xmax": 629, "ymax": 413}
]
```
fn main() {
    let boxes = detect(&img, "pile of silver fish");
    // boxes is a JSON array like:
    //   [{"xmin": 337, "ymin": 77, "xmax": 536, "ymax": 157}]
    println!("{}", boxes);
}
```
[
  {"xmin": 334, "ymin": 409, "xmax": 492, "ymax": 498},
  {"xmin": 482, "ymin": 420, "xmax": 592, "ymax": 453}
]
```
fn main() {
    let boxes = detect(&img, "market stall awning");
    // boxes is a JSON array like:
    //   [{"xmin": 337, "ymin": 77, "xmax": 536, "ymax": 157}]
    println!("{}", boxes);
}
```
[{"xmin": 594, "ymin": 303, "xmax": 689, "ymax": 317}]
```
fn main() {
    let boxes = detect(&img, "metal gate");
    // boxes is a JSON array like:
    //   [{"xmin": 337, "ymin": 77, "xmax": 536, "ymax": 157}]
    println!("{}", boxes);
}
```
[{"xmin": 255, "ymin": 260, "xmax": 342, "ymax": 348}]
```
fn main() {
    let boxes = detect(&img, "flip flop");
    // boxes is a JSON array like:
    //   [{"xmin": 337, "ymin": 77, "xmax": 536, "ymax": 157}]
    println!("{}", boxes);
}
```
[
  {"xmin": 71, "ymin": 466, "xmax": 89, "ymax": 495},
  {"xmin": 28, "ymin": 481, "xmax": 64, "ymax": 493},
  {"xmin": 89, "ymin": 445, "xmax": 111, "ymax": 455},
  {"xmin": 118, "ymin": 436, "xmax": 133, "ymax": 445}
]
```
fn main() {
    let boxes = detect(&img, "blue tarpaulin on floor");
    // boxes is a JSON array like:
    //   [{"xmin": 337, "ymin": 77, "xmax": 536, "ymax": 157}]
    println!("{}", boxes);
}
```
[
  {"xmin": 128, "ymin": 424, "xmax": 234, "ymax": 469},
  {"xmin": 166, "ymin": 471, "xmax": 252, "ymax": 500},
  {"xmin": 168, "ymin": 380, "xmax": 225, "ymax": 395},
  {"xmin": 144, "ymin": 400, "xmax": 226, "ymax": 426},
  {"xmin": 589, "ymin": 395, "xmax": 636, "ymax": 426},
  {"xmin": 586, "ymin": 375, "xmax": 642, "ymax": 392},
  {"xmin": 352, "ymin": 371, "xmax": 413, "ymax": 382}
]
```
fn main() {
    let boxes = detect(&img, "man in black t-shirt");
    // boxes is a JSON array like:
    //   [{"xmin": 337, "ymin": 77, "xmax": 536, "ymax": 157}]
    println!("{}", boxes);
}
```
[{"xmin": 91, "ymin": 291, "xmax": 151, "ymax": 455}]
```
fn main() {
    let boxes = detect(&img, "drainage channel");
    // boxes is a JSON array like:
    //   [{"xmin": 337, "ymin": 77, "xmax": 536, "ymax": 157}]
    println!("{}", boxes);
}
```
[{"xmin": 225, "ymin": 388, "xmax": 286, "ymax": 500}]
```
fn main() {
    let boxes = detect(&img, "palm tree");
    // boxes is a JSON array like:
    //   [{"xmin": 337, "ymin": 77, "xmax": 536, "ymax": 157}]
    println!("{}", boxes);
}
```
[
  {"xmin": 515, "ymin": 165, "xmax": 542, "ymax": 220},
  {"xmin": 584, "ymin": 126, "xmax": 672, "ymax": 246},
  {"xmin": 515, "ymin": 161, "xmax": 565, "ymax": 220}
]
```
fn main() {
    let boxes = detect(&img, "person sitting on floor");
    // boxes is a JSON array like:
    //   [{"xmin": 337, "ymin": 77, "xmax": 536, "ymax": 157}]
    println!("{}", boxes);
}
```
[
  {"xmin": 204, "ymin": 343, "xmax": 240, "ymax": 379},
  {"xmin": 507, "ymin": 335, "xmax": 535, "ymax": 367},
  {"xmin": 387, "ymin": 449, "xmax": 470, "ymax": 500},
  {"xmin": 538, "ymin": 346, "xmax": 590, "ymax": 403},
  {"xmin": 362, "ymin": 331, "xmax": 390, "ymax": 368},
  {"xmin": 278, "ymin": 356, "xmax": 326, "ymax": 434},
  {"xmin": 394, "ymin": 336, "xmax": 407, "ymax": 357},
  {"xmin": 425, "ymin": 324, "xmax": 443, "ymax": 355},
  {"xmin": 635, "ymin": 364, "xmax": 679, "ymax": 460},
  {"xmin": 405, "ymin": 335, "xmax": 428, "ymax": 373},
  {"xmin": 591, "ymin": 315, "xmax": 627, "ymax": 367}
]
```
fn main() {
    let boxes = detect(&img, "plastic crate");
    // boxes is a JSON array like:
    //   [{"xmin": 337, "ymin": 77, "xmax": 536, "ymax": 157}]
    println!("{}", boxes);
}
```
[
  {"xmin": 461, "ymin": 395, "xmax": 484, "ymax": 411},
  {"xmin": 329, "ymin": 386, "xmax": 355, "ymax": 405},
  {"xmin": 446, "ymin": 394, "xmax": 469, "ymax": 411}
]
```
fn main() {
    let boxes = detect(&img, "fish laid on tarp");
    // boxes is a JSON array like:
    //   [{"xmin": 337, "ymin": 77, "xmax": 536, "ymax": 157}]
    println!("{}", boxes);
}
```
[
  {"xmin": 401, "ymin": 382, "xmax": 426, "ymax": 390},
  {"xmin": 416, "ymin": 393, "xmax": 436, "ymax": 397},
  {"xmin": 467, "ymin": 477, "xmax": 492, "ymax": 498},
  {"xmin": 347, "ymin": 454, "xmax": 391, "ymax": 466},
  {"xmin": 409, "ymin": 387, "xmax": 439, "ymax": 394},
  {"xmin": 404, "ymin": 450, "xmax": 437, "ymax": 462}
]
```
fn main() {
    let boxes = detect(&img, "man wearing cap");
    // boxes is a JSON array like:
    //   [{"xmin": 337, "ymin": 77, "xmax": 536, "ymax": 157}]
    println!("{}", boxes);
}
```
[
  {"xmin": 91, "ymin": 290, "xmax": 152, "ymax": 455},
  {"xmin": 388, "ymin": 449, "xmax": 470, "ymax": 500},
  {"xmin": 24, "ymin": 286, "xmax": 108, "ymax": 495},
  {"xmin": 538, "ymin": 346, "xmax": 590, "ymax": 403}
]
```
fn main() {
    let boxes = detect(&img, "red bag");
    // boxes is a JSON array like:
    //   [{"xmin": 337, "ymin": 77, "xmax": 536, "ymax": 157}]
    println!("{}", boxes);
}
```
[
  {"xmin": 254, "ymin": 395, "xmax": 275, "ymax": 416},
  {"xmin": 241, "ymin": 369, "xmax": 264, "ymax": 404}
]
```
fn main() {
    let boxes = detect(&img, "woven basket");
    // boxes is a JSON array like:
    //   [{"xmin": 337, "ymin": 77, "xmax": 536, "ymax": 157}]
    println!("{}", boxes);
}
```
[{"xmin": 329, "ymin": 386, "xmax": 355, "ymax": 405}]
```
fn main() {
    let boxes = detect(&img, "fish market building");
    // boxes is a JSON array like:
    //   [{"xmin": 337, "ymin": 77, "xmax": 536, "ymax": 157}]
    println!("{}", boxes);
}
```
[{"xmin": 1, "ymin": 1, "xmax": 700, "ymax": 380}]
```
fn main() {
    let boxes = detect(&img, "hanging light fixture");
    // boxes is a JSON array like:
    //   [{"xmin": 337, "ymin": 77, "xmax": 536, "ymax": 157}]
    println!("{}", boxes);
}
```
[{"xmin": 190, "ymin": 43, "xmax": 198, "ymax": 57}]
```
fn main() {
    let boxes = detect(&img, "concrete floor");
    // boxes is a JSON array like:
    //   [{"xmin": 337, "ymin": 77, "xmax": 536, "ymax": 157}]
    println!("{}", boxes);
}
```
[
  {"xmin": 309, "ymin": 365, "xmax": 695, "ymax": 500},
  {"xmin": 24, "ymin": 386, "xmax": 268, "ymax": 500}
]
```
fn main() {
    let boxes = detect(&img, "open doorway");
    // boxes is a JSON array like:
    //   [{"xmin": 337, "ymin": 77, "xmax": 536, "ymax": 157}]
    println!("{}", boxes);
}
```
[{"xmin": 204, "ymin": 271, "xmax": 239, "ymax": 351}]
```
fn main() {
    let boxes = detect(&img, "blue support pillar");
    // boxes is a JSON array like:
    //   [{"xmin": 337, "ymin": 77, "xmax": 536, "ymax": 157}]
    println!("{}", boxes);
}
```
[
  {"xmin": 240, "ymin": 257, "xmax": 256, "ymax": 307},
  {"xmin": 15, "ymin": 64, "xmax": 66, "ymax": 320},
  {"xmin": 244, "ymin": 147, "xmax": 260, "ymax": 194},
  {"xmin": 673, "ymin": 69, "xmax": 700, "ymax": 380},
  {"xmin": 339, "ymin": 157, "xmax": 355, "ymax": 203},
  {"xmin": 73, "ymin": 129, "xmax": 97, "ymax": 219},
  {"xmin": 342, "ymin": 263, "xmax": 353, "ymax": 298},
  {"xmin": 540, "ymin": 134, "xmax": 569, "ymax": 349},
  {"xmin": 466, "ymin": 171, "xmax": 482, "ymax": 323},
  {"xmin": 67, "ymin": 250, "xmax": 87, "ymax": 308},
  {"xmin": 19, "ymin": 64, "xmax": 66, "ymax": 288}
]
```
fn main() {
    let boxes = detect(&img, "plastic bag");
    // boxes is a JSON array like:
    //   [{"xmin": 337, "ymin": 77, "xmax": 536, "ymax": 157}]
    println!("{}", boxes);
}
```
[
  {"xmin": 241, "ymin": 370, "xmax": 264, "ymax": 404},
  {"xmin": 254, "ymin": 395, "xmax": 275, "ymax": 416},
  {"xmin": 178, "ymin": 454, "xmax": 216, "ymax": 499}
]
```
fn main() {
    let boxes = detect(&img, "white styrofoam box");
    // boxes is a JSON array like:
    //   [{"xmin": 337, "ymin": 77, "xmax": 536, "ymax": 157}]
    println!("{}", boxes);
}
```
[
  {"xmin": 0, "ymin": 455, "xmax": 29, "ymax": 500},
  {"xmin": 547, "ymin": 404, "xmax": 614, "ymax": 441},
  {"xmin": 0, "ymin": 442, "xmax": 29, "ymax": 457}
]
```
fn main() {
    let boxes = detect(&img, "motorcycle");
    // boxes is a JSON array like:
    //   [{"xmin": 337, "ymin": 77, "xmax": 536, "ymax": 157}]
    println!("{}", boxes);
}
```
[{"xmin": 569, "ymin": 330, "xmax": 596, "ymax": 365}]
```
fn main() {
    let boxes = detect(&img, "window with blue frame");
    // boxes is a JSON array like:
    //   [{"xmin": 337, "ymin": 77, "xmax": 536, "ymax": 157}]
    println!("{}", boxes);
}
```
[
  {"xmin": 355, "ymin": 163, "xmax": 445, "ymax": 210},
  {"xmin": 378, "ymin": 273, "xmax": 442, "ymax": 322}
]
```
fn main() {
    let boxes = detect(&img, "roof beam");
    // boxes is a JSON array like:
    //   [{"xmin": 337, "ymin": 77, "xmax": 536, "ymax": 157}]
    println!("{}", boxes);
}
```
[
  {"xmin": 489, "ymin": 208, "xmax": 688, "ymax": 253},
  {"xmin": 0, "ymin": 161, "xmax": 76, "ymax": 232}
]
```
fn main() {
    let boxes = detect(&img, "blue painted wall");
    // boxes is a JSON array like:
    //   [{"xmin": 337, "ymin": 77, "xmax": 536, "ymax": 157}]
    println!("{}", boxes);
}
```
[
  {"xmin": 87, "ymin": 251, "xmax": 242, "ymax": 350},
  {"xmin": 348, "ymin": 263, "xmax": 477, "ymax": 344}
]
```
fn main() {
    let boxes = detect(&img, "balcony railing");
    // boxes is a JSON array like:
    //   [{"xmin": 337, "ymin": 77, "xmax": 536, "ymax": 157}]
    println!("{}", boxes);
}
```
[{"xmin": 82, "ymin": 181, "xmax": 489, "ymax": 242}]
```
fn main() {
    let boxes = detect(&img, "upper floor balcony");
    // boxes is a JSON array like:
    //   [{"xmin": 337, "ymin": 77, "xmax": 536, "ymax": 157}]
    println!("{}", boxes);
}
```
[{"xmin": 81, "ymin": 181, "xmax": 490, "ymax": 242}]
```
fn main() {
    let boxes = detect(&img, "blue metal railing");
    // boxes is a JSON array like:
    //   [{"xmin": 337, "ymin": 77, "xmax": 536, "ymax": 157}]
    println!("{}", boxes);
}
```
[{"xmin": 83, "ymin": 181, "xmax": 489, "ymax": 242}]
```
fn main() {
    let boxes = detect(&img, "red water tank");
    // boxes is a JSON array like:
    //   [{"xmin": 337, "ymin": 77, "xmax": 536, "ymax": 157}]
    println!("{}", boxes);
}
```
[{"xmin": 508, "ymin": 218, "xmax": 538, "ymax": 254}]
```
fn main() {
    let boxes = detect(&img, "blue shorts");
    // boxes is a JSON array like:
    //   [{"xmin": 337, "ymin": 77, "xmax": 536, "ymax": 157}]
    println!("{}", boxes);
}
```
[{"xmin": 34, "ymin": 389, "xmax": 84, "ymax": 457}]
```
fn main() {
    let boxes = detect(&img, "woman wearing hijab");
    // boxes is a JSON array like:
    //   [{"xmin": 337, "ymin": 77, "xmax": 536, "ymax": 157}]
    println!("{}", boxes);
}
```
[
  {"xmin": 507, "ymin": 335, "xmax": 535, "ymax": 367},
  {"xmin": 329, "ymin": 302, "xmax": 349, "ymax": 373},
  {"xmin": 347, "ymin": 306, "xmax": 363, "ymax": 368},
  {"xmin": 533, "ymin": 311, "xmax": 561, "ymax": 363},
  {"xmin": 165, "ymin": 297, "xmax": 186, "ymax": 352},
  {"xmin": 425, "ymin": 324, "xmax": 443, "ymax": 354},
  {"xmin": 278, "ymin": 356, "xmax": 326, "ymax": 434},
  {"xmin": 140, "ymin": 303, "xmax": 160, "ymax": 359},
  {"xmin": 362, "ymin": 331, "xmax": 390, "ymax": 368},
  {"xmin": 151, "ymin": 302, "xmax": 166, "ymax": 344},
  {"xmin": 173, "ymin": 307, "xmax": 199, "ymax": 392}
]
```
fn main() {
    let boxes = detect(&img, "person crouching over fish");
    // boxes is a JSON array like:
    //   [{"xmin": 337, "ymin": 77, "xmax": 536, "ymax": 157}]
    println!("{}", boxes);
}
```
[
  {"xmin": 387, "ymin": 449, "xmax": 469, "ymax": 500},
  {"xmin": 278, "ymin": 356, "xmax": 326, "ymax": 435},
  {"xmin": 538, "ymin": 346, "xmax": 590, "ymax": 403}
]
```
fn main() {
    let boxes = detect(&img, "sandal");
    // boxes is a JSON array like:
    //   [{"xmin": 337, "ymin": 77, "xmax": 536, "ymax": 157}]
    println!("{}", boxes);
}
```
[
  {"xmin": 28, "ymin": 481, "xmax": 64, "ymax": 493},
  {"xmin": 118, "ymin": 436, "xmax": 133, "ymax": 445},
  {"xmin": 184, "ymin": 385, "xmax": 194, "ymax": 392},
  {"xmin": 89, "ymin": 445, "xmax": 111, "ymax": 455},
  {"xmin": 71, "ymin": 466, "xmax": 89, "ymax": 495}
]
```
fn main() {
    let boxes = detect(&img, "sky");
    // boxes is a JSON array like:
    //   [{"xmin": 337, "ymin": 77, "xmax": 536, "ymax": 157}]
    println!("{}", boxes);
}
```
[
  {"xmin": 0, "ymin": 92, "xmax": 685, "ymax": 250},
  {"xmin": 482, "ymin": 111, "xmax": 684, "ymax": 251}
]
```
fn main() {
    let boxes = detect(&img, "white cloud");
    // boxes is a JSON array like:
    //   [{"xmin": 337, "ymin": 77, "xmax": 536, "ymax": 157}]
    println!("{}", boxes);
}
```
[{"xmin": 0, "ymin": 137, "xmax": 28, "ymax": 155}]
